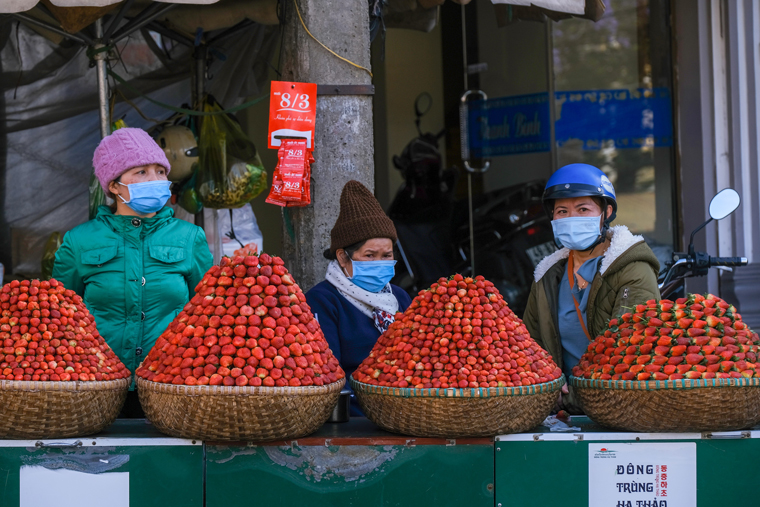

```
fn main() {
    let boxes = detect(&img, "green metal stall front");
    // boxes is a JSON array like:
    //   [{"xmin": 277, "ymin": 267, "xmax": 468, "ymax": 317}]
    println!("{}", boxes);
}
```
[
  {"xmin": 494, "ymin": 417, "xmax": 760, "ymax": 507},
  {"xmin": 1, "ymin": 416, "xmax": 758, "ymax": 506},
  {"xmin": 0, "ymin": 420, "xmax": 203, "ymax": 507},
  {"xmin": 206, "ymin": 418, "xmax": 495, "ymax": 507}
]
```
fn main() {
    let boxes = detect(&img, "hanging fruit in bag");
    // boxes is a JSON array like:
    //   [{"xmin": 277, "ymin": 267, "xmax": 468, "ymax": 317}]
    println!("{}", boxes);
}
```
[{"xmin": 197, "ymin": 96, "xmax": 268, "ymax": 209}]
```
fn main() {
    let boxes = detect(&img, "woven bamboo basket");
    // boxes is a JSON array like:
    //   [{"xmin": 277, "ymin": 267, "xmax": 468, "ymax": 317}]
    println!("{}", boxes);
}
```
[
  {"xmin": 137, "ymin": 377, "xmax": 345, "ymax": 441},
  {"xmin": 0, "ymin": 378, "xmax": 129, "ymax": 439},
  {"xmin": 572, "ymin": 376, "xmax": 760, "ymax": 432},
  {"xmin": 350, "ymin": 375, "xmax": 565, "ymax": 438}
]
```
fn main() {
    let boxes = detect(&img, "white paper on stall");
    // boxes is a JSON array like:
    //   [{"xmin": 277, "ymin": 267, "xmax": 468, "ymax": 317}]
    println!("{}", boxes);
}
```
[
  {"xmin": 588, "ymin": 442, "xmax": 696, "ymax": 507},
  {"xmin": 20, "ymin": 466, "xmax": 129, "ymax": 507}
]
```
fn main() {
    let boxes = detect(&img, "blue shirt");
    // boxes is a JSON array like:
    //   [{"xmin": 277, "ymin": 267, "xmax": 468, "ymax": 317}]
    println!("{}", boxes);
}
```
[
  {"xmin": 305, "ymin": 281, "xmax": 412, "ymax": 415},
  {"xmin": 558, "ymin": 256, "xmax": 602, "ymax": 378}
]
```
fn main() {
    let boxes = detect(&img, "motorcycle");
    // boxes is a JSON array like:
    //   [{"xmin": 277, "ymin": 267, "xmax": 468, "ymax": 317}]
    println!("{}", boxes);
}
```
[
  {"xmin": 388, "ymin": 93, "xmax": 556, "ymax": 315},
  {"xmin": 388, "ymin": 93, "xmax": 458, "ymax": 295},
  {"xmin": 659, "ymin": 188, "xmax": 747, "ymax": 299},
  {"xmin": 448, "ymin": 179, "xmax": 555, "ymax": 315}
]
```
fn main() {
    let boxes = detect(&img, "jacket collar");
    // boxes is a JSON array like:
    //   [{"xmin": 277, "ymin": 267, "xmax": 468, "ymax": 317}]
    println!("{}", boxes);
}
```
[
  {"xmin": 533, "ymin": 225, "xmax": 645, "ymax": 282},
  {"xmin": 96, "ymin": 205, "xmax": 174, "ymax": 235}
]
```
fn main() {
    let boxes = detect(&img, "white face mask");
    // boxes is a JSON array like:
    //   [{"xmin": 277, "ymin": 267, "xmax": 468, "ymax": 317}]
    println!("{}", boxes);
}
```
[{"xmin": 551, "ymin": 213, "xmax": 603, "ymax": 251}]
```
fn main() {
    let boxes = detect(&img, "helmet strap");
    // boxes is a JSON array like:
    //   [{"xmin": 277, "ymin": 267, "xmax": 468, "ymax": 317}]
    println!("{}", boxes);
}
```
[{"xmin": 579, "ymin": 209, "xmax": 609, "ymax": 253}]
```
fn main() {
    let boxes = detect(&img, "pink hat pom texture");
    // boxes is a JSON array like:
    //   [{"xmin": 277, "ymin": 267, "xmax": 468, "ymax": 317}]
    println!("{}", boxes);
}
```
[{"xmin": 93, "ymin": 128, "xmax": 171, "ymax": 195}]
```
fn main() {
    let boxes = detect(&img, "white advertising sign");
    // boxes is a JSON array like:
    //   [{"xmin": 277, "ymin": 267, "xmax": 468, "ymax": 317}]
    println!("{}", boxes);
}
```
[
  {"xmin": 20, "ymin": 466, "xmax": 129, "ymax": 507},
  {"xmin": 588, "ymin": 442, "xmax": 696, "ymax": 507}
]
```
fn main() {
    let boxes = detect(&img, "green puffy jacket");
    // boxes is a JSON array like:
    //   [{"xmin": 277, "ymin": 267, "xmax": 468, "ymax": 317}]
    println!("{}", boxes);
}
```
[
  {"xmin": 53, "ymin": 206, "xmax": 212, "ymax": 382},
  {"xmin": 523, "ymin": 225, "xmax": 661, "ymax": 378}
]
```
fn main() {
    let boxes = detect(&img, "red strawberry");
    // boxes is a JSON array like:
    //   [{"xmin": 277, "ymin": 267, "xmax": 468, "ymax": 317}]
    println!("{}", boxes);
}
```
[
  {"xmin": 685, "ymin": 353, "xmax": 704, "ymax": 365},
  {"xmin": 677, "ymin": 318, "xmax": 693, "ymax": 329}
]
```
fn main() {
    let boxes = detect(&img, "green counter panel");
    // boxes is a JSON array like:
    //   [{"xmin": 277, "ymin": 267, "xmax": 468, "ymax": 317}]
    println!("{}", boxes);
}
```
[
  {"xmin": 206, "ymin": 418, "xmax": 494, "ymax": 507},
  {"xmin": 494, "ymin": 417, "xmax": 760, "ymax": 507},
  {"xmin": 0, "ymin": 420, "xmax": 203, "ymax": 507}
]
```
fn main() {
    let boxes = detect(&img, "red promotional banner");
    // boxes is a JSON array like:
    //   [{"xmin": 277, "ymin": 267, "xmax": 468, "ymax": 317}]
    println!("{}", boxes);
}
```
[{"xmin": 267, "ymin": 81, "xmax": 317, "ymax": 150}]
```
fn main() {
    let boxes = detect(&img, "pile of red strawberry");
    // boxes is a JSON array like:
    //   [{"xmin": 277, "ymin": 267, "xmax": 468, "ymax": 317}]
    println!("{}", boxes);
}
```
[
  {"xmin": 136, "ymin": 254, "xmax": 344, "ymax": 387},
  {"xmin": 353, "ymin": 274, "xmax": 562, "ymax": 389},
  {"xmin": 572, "ymin": 294, "xmax": 760, "ymax": 381},
  {"xmin": 0, "ymin": 279, "xmax": 129, "ymax": 381}
]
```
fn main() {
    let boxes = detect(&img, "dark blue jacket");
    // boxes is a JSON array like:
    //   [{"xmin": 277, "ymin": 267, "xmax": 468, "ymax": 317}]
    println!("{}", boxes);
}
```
[{"xmin": 306, "ymin": 281, "xmax": 412, "ymax": 415}]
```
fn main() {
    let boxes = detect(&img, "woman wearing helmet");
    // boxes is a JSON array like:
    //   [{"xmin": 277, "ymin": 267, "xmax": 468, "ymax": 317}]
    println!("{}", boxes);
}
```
[{"xmin": 523, "ymin": 163, "xmax": 660, "ymax": 413}]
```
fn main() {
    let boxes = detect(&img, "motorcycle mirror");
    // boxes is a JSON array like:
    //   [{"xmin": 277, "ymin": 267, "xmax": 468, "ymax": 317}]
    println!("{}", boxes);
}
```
[
  {"xmin": 414, "ymin": 92, "xmax": 433, "ymax": 119},
  {"xmin": 708, "ymin": 188, "xmax": 741, "ymax": 220}
]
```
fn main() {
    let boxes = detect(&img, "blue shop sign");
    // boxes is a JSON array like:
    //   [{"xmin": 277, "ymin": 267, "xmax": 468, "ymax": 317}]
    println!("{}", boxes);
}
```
[
  {"xmin": 467, "ymin": 92, "xmax": 551, "ymax": 158},
  {"xmin": 554, "ymin": 87, "xmax": 673, "ymax": 150},
  {"xmin": 467, "ymin": 88, "xmax": 673, "ymax": 157}
]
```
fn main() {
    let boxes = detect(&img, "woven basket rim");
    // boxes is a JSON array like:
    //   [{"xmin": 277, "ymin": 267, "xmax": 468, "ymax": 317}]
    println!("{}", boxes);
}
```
[
  {"xmin": 0, "ymin": 378, "xmax": 130, "ymax": 392},
  {"xmin": 570, "ymin": 375, "xmax": 760, "ymax": 390},
  {"xmin": 349, "ymin": 375, "xmax": 565, "ymax": 398},
  {"xmin": 136, "ymin": 376, "xmax": 345, "ymax": 395}
]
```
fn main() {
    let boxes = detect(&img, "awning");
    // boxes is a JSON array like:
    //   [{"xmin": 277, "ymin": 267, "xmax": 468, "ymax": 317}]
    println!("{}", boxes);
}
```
[
  {"xmin": 1, "ymin": 0, "xmax": 278, "ymax": 48},
  {"xmin": 1, "ymin": 0, "xmax": 218, "ymax": 14},
  {"xmin": 492, "ymin": 0, "xmax": 605, "ymax": 23}
]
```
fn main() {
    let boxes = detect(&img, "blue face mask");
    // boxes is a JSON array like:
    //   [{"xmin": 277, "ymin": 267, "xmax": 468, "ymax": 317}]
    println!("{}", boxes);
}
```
[
  {"xmin": 118, "ymin": 180, "xmax": 171, "ymax": 214},
  {"xmin": 551, "ymin": 213, "xmax": 603, "ymax": 251},
  {"xmin": 349, "ymin": 260, "xmax": 397, "ymax": 293}
]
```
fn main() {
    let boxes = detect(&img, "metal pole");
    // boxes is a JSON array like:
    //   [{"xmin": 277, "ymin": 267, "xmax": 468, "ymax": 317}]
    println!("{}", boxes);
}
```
[
  {"xmin": 110, "ymin": 3, "xmax": 176, "ymax": 44},
  {"xmin": 546, "ymin": 18, "xmax": 558, "ymax": 172},
  {"xmin": 10, "ymin": 13, "xmax": 90, "ymax": 45},
  {"xmin": 193, "ymin": 45, "xmax": 207, "ymax": 229},
  {"xmin": 461, "ymin": 3, "xmax": 475, "ymax": 276},
  {"xmin": 94, "ymin": 19, "xmax": 110, "ymax": 138},
  {"xmin": 467, "ymin": 173, "xmax": 475, "ymax": 276}
]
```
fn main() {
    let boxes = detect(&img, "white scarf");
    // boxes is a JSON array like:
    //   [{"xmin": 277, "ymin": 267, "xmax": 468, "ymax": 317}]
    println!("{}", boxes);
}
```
[{"xmin": 325, "ymin": 260, "xmax": 399, "ymax": 318}]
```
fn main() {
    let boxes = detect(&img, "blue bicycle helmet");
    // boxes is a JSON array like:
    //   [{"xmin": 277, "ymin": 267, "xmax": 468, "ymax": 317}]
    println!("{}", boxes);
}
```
[{"xmin": 543, "ymin": 163, "xmax": 617, "ymax": 222}]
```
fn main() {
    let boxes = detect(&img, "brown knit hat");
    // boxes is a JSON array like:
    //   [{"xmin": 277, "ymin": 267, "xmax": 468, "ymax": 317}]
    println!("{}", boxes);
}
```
[{"xmin": 329, "ymin": 180, "xmax": 397, "ymax": 255}]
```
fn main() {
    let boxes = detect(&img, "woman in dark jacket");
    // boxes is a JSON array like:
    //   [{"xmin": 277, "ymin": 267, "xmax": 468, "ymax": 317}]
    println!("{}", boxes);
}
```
[
  {"xmin": 306, "ymin": 181, "xmax": 411, "ymax": 413},
  {"xmin": 53, "ymin": 128, "xmax": 212, "ymax": 415}
]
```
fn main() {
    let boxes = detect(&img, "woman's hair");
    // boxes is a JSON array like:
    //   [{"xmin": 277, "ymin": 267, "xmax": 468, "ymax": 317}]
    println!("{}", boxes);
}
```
[{"xmin": 323, "ymin": 240, "xmax": 367, "ymax": 261}]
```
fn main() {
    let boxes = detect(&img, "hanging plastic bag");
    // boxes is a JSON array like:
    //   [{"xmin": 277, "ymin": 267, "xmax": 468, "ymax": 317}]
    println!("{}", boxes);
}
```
[
  {"xmin": 88, "ymin": 172, "xmax": 107, "ymax": 220},
  {"xmin": 177, "ymin": 171, "xmax": 203, "ymax": 215},
  {"xmin": 197, "ymin": 96, "xmax": 268, "ymax": 208},
  {"xmin": 217, "ymin": 204, "xmax": 264, "ymax": 257},
  {"xmin": 41, "ymin": 232, "xmax": 63, "ymax": 280}
]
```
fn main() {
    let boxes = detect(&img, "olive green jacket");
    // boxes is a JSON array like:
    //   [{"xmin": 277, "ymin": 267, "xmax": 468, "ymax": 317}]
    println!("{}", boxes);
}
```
[{"xmin": 523, "ymin": 225, "xmax": 661, "ymax": 375}]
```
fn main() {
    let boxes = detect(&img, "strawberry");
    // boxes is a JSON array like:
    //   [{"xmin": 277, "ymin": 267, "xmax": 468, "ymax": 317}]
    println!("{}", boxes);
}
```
[
  {"xmin": 0, "ymin": 279, "xmax": 129, "ymax": 382},
  {"xmin": 355, "ymin": 275, "xmax": 561, "ymax": 388},
  {"xmin": 677, "ymin": 318, "xmax": 694, "ymax": 329},
  {"xmin": 135, "ymin": 255, "xmax": 345, "ymax": 387},
  {"xmin": 685, "ymin": 353, "xmax": 704, "ymax": 365},
  {"xmin": 572, "ymin": 294, "xmax": 760, "ymax": 383}
]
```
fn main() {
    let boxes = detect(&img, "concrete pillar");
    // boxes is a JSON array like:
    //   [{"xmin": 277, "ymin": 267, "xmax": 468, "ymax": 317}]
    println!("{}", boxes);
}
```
[{"xmin": 280, "ymin": 0, "xmax": 374, "ymax": 290}]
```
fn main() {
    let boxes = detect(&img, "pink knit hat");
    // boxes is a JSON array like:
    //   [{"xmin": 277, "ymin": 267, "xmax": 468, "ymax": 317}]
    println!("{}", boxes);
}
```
[{"xmin": 93, "ymin": 128, "xmax": 171, "ymax": 195}]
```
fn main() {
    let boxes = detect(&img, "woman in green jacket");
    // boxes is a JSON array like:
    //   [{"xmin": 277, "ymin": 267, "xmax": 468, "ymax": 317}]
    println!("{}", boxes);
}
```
[
  {"xmin": 522, "ymin": 164, "xmax": 660, "ymax": 413},
  {"xmin": 53, "ymin": 128, "xmax": 212, "ymax": 415}
]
